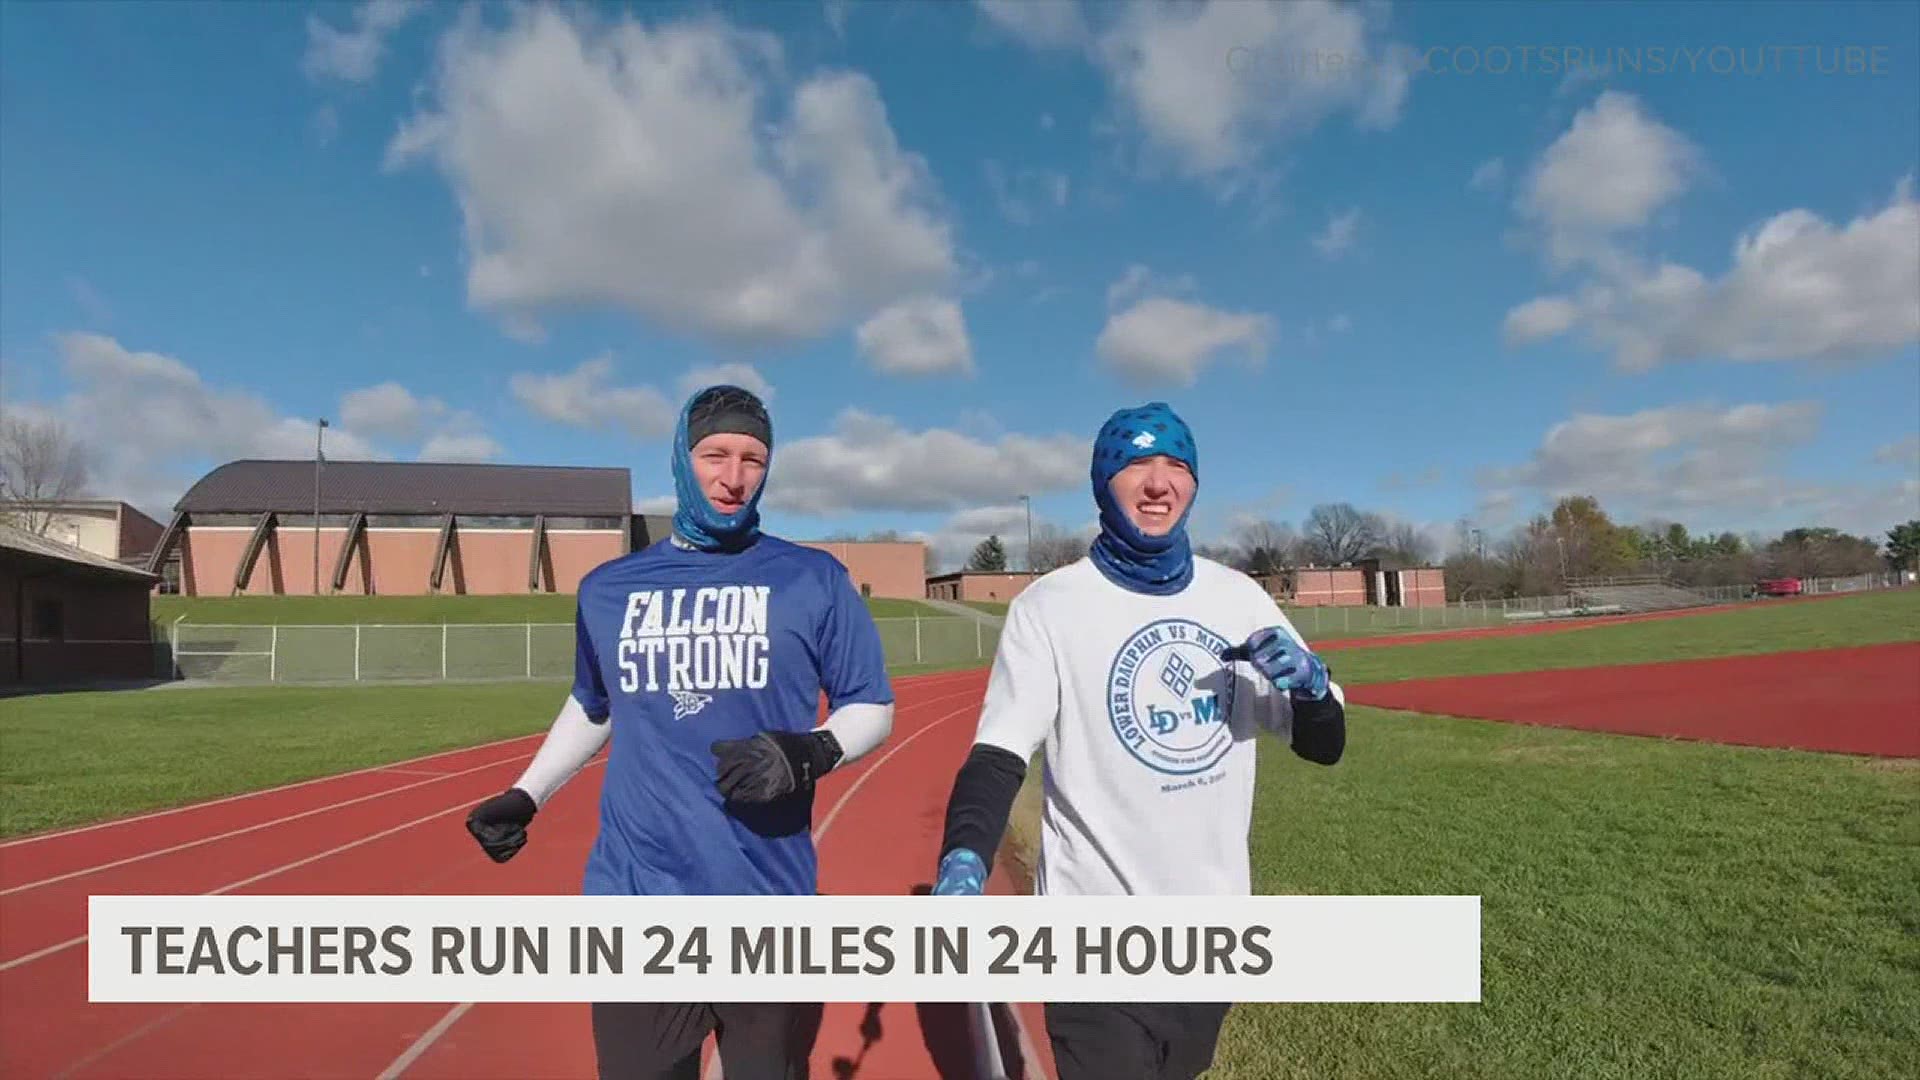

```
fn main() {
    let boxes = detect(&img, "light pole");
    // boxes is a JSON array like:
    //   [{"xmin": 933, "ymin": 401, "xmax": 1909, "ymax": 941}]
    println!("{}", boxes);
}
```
[
  {"xmin": 313, "ymin": 418, "xmax": 328, "ymax": 595},
  {"xmin": 1019, "ymin": 494, "xmax": 1032, "ymax": 573}
]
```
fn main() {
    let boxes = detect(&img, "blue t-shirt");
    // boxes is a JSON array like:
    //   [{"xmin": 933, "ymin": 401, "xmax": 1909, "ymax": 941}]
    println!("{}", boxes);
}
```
[{"xmin": 569, "ymin": 534, "xmax": 894, "ymax": 897}]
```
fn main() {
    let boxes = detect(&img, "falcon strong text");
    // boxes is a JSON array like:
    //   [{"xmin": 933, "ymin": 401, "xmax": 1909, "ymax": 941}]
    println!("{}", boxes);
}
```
[{"xmin": 614, "ymin": 585, "xmax": 772, "ymax": 694}]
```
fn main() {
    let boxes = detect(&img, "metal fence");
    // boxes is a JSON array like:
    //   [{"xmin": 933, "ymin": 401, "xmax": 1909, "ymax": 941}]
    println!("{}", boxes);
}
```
[
  {"xmin": 1276, "ymin": 570, "xmax": 1910, "ymax": 637},
  {"xmin": 165, "ymin": 615, "xmax": 1004, "ymax": 685},
  {"xmin": 133, "ymin": 571, "xmax": 1911, "ymax": 685}
]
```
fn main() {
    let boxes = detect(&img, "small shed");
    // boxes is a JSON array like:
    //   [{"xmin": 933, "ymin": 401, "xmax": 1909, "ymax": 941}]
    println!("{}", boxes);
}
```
[{"xmin": 1, "ymin": 521, "xmax": 160, "ymax": 685}]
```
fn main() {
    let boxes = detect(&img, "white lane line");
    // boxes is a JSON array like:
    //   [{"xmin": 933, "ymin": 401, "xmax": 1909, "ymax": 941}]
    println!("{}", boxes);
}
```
[
  {"xmin": 0, "ymin": 733, "xmax": 547, "ymax": 849},
  {"xmin": 813, "ymin": 703, "xmax": 971, "ymax": 839},
  {"xmin": 382, "ymin": 693, "xmax": 982, "ymax": 1080},
  {"xmin": 2, "ymin": 753, "xmax": 535, "ymax": 896},
  {"xmin": 2, "ymin": 664, "xmax": 984, "ymax": 854},
  {"xmin": 0, "ymin": 762, "xmax": 600, "ymax": 973},
  {"xmin": 706, "ymin": 701, "xmax": 976, "ymax": 1080},
  {"xmin": 374, "ymin": 1002, "xmax": 475, "ymax": 1080}
]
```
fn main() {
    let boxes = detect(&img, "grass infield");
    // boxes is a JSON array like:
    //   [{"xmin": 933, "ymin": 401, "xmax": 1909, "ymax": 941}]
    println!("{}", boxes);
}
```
[
  {"xmin": 1321, "ymin": 588, "xmax": 1919, "ymax": 685},
  {"xmin": 1205, "ymin": 708, "xmax": 1920, "ymax": 1079}
]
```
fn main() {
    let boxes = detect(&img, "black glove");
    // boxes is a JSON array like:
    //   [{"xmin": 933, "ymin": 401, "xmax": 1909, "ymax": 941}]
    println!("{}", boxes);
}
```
[
  {"xmin": 711, "ymin": 730, "xmax": 844, "ymax": 803},
  {"xmin": 466, "ymin": 787, "xmax": 537, "ymax": 863}
]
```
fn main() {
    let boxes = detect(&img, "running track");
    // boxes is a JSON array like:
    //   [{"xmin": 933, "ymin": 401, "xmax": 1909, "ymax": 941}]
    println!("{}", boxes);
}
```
[{"xmin": 0, "ymin": 668, "xmax": 1054, "ymax": 1080}]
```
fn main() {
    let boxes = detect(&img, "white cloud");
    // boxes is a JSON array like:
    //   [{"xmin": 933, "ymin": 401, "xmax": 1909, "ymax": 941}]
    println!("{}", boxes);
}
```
[
  {"xmin": 1874, "ymin": 436, "xmax": 1920, "ymax": 470},
  {"xmin": 1502, "ymin": 296, "xmax": 1581, "ymax": 346},
  {"xmin": 973, "ymin": 1, "xmax": 1410, "ymax": 198},
  {"xmin": 303, "ymin": 0, "xmax": 421, "ymax": 83},
  {"xmin": 762, "ymin": 409, "xmax": 1085, "ymax": 515},
  {"xmin": 983, "ymin": 159, "xmax": 1071, "ymax": 225},
  {"xmin": 1090, "ymin": 0, "xmax": 1411, "ymax": 188},
  {"xmin": 975, "ymin": 0, "xmax": 1089, "ymax": 50},
  {"xmin": 510, "ymin": 354, "xmax": 676, "ymax": 439},
  {"xmin": 1479, "ymin": 400, "xmax": 1919, "ymax": 537},
  {"xmin": 678, "ymin": 363, "xmax": 775, "ymax": 402},
  {"xmin": 13, "ymin": 333, "xmax": 388, "ymax": 518},
  {"xmin": 1517, "ymin": 91, "xmax": 1703, "ymax": 268},
  {"xmin": 1312, "ymin": 207, "xmax": 1362, "ymax": 258},
  {"xmin": 1469, "ymin": 157, "xmax": 1505, "ymax": 193},
  {"xmin": 419, "ymin": 431, "xmax": 503, "ymax": 463},
  {"xmin": 854, "ymin": 296, "xmax": 974, "ymax": 376},
  {"xmin": 1504, "ymin": 92, "xmax": 1919, "ymax": 371},
  {"xmin": 340, "ymin": 381, "xmax": 437, "ymax": 441},
  {"xmin": 385, "ymin": 5, "xmax": 961, "ymax": 349},
  {"xmin": 1509, "ymin": 176, "xmax": 1920, "ymax": 369},
  {"xmin": 1094, "ymin": 265, "xmax": 1272, "ymax": 385}
]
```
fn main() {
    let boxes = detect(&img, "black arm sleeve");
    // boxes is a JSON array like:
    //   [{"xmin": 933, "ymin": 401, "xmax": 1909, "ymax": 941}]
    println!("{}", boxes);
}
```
[
  {"xmin": 938, "ymin": 743, "xmax": 1029, "ymax": 871},
  {"xmin": 1288, "ymin": 693, "xmax": 1345, "ymax": 766}
]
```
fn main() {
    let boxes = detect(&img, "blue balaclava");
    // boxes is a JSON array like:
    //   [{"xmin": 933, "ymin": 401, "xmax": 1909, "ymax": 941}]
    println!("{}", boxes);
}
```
[
  {"xmin": 1088, "ymin": 402, "xmax": 1198, "ymax": 595},
  {"xmin": 671, "ymin": 384, "xmax": 772, "ymax": 552}
]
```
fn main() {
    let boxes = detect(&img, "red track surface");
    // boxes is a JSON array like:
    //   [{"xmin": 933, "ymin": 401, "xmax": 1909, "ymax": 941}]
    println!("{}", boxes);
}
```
[
  {"xmin": 0, "ymin": 668, "xmax": 1055, "ymax": 1080},
  {"xmin": 1349, "ymin": 642, "xmax": 1920, "ymax": 757}
]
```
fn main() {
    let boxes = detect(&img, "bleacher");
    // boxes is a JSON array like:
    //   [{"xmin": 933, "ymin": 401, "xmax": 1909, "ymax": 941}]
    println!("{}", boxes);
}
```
[{"xmin": 1564, "ymin": 574, "xmax": 1716, "ymax": 614}]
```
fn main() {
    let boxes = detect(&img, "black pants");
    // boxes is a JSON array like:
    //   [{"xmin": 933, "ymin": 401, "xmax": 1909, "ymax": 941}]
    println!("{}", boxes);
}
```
[
  {"xmin": 1044, "ymin": 1002, "xmax": 1232, "ymax": 1080},
  {"xmin": 591, "ymin": 1001, "xmax": 810, "ymax": 1080}
]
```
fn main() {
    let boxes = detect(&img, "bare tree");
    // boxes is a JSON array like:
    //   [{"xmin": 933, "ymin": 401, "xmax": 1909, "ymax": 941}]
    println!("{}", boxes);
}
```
[
  {"xmin": 1232, "ymin": 519, "xmax": 1299, "ymax": 574},
  {"xmin": 0, "ymin": 412, "xmax": 92, "ymax": 535},
  {"xmin": 1301, "ymin": 503, "xmax": 1381, "ymax": 564},
  {"xmin": 1371, "ymin": 520, "xmax": 1436, "ymax": 565},
  {"xmin": 1027, "ymin": 522, "xmax": 1088, "ymax": 573}
]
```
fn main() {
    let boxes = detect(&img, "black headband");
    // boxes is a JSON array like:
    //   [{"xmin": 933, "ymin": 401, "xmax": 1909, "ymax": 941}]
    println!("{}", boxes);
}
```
[{"xmin": 685, "ymin": 385, "xmax": 772, "ymax": 451}]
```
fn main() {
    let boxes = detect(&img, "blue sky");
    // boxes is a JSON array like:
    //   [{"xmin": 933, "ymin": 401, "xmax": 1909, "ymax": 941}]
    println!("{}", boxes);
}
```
[{"xmin": 3, "ymin": 0, "xmax": 1916, "ymax": 570}]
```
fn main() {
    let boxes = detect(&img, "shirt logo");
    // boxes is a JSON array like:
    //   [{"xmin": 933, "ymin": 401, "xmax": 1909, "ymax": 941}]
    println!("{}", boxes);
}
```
[
  {"xmin": 614, "ymin": 585, "xmax": 773, "ymax": 714},
  {"xmin": 670, "ymin": 690, "xmax": 712, "ymax": 720},
  {"xmin": 1105, "ymin": 618, "xmax": 1238, "ymax": 776}
]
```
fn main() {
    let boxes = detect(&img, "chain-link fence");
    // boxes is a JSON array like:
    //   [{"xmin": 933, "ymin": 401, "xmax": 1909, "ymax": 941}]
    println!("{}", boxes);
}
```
[{"xmin": 165, "ymin": 615, "xmax": 1003, "ymax": 685}]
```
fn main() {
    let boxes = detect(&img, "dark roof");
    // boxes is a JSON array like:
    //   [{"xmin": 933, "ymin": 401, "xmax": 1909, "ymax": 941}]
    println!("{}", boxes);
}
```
[
  {"xmin": 0, "ymin": 521, "xmax": 159, "ymax": 582},
  {"xmin": 176, "ymin": 460, "xmax": 633, "ymax": 517}
]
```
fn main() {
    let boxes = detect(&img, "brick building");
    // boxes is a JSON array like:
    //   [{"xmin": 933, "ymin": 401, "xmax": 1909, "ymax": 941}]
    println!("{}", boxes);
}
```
[
  {"xmin": 1255, "ymin": 561, "xmax": 1447, "ymax": 607},
  {"xmin": 0, "ymin": 499, "xmax": 164, "ymax": 574},
  {"xmin": 147, "ymin": 459, "xmax": 930, "ymax": 599},
  {"xmin": 1, "ymin": 521, "xmax": 160, "ymax": 685},
  {"xmin": 925, "ymin": 570, "xmax": 1038, "ymax": 604}
]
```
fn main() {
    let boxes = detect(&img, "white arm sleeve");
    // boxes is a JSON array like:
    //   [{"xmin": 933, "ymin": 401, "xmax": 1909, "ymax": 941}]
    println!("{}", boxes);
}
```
[
  {"xmin": 511, "ymin": 694, "xmax": 611, "ymax": 807},
  {"xmin": 822, "ymin": 701, "xmax": 893, "ymax": 765},
  {"xmin": 971, "ymin": 596, "xmax": 1059, "ymax": 762}
]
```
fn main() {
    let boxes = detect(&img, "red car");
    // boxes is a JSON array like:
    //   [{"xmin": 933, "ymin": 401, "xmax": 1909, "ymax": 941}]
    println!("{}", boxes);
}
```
[{"xmin": 1757, "ymin": 578, "xmax": 1803, "ymax": 597}]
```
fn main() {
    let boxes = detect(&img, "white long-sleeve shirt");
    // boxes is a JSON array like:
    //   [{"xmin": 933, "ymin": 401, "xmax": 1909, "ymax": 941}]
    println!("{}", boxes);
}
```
[{"xmin": 972, "ymin": 556, "xmax": 1343, "ymax": 897}]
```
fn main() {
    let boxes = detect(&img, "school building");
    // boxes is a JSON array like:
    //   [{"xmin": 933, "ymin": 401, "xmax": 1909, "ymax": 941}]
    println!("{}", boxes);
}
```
[{"xmin": 145, "ymin": 459, "xmax": 928, "ymax": 600}]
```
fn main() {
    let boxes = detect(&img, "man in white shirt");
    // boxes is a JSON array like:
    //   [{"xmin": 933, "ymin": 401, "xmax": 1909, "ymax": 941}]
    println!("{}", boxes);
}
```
[{"xmin": 930, "ymin": 401, "xmax": 1346, "ymax": 1080}]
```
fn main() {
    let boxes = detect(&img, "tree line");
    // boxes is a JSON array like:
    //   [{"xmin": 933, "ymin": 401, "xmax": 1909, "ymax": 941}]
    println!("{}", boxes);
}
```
[
  {"xmin": 965, "ymin": 496, "xmax": 1919, "ymax": 604},
  {"xmin": 5, "ymin": 411, "xmax": 1914, "ymax": 601}
]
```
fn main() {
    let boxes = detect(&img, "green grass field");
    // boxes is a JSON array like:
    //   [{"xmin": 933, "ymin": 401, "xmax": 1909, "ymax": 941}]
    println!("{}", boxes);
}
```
[
  {"xmin": 1203, "ymin": 709, "xmax": 1920, "ymax": 1079},
  {"xmin": 5, "ymin": 588, "xmax": 1916, "ymax": 1076},
  {"xmin": 1322, "ymin": 588, "xmax": 1920, "ymax": 686}
]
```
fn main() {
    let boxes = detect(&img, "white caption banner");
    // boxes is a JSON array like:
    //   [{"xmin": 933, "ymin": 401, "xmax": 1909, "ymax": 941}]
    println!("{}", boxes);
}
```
[{"xmin": 89, "ymin": 894, "xmax": 1480, "ymax": 1004}]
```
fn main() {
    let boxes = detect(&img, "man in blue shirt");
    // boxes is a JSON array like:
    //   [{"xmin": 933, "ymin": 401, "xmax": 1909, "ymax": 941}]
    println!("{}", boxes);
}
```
[{"xmin": 465, "ymin": 384, "xmax": 896, "ymax": 1079}]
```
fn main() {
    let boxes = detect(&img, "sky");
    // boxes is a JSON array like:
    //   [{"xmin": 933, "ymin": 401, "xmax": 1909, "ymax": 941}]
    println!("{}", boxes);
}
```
[{"xmin": 2, "ymin": 0, "xmax": 1917, "ymax": 572}]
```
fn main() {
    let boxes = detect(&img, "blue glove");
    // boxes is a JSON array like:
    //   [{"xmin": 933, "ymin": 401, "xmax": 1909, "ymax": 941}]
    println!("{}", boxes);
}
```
[
  {"xmin": 1223, "ymin": 625, "xmax": 1330, "ymax": 701},
  {"xmin": 933, "ymin": 847, "xmax": 986, "ymax": 896}
]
